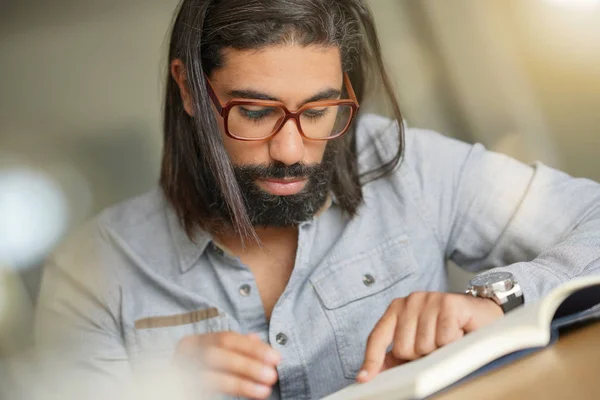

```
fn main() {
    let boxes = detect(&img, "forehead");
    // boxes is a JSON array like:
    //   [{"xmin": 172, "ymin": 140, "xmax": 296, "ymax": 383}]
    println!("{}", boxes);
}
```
[{"xmin": 210, "ymin": 45, "xmax": 343, "ymax": 99}]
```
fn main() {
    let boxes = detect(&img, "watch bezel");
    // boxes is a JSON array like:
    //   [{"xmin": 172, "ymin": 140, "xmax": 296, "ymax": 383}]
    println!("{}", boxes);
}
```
[
  {"xmin": 468, "ymin": 271, "xmax": 514, "ymax": 296},
  {"xmin": 466, "ymin": 272, "xmax": 524, "ymax": 313}
]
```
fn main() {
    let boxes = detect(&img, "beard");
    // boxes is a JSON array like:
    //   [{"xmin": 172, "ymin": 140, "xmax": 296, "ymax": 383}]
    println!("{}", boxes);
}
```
[{"xmin": 220, "ymin": 146, "xmax": 336, "ymax": 228}]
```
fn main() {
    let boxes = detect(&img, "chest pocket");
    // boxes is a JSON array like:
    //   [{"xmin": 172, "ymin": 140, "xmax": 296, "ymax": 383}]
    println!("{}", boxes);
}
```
[
  {"xmin": 310, "ymin": 234, "xmax": 419, "ymax": 379},
  {"xmin": 128, "ymin": 308, "xmax": 229, "ymax": 365}
]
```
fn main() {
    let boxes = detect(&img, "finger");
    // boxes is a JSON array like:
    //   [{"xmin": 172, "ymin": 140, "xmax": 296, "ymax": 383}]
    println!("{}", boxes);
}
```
[
  {"xmin": 205, "ymin": 332, "xmax": 281, "ymax": 365},
  {"xmin": 390, "ymin": 300, "xmax": 420, "ymax": 361},
  {"xmin": 357, "ymin": 310, "xmax": 398, "ymax": 383},
  {"xmin": 247, "ymin": 332, "xmax": 262, "ymax": 341},
  {"xmin": 381, "ymin": 351, "xmax": 407, "ymax": 372},
  {"xmin": 203, "ymin": 347, "xmax": 278, "ymax": 386},
  {"xmin": 202, "ymin": 370, "xmax": 272, "ymax": 399},
  {"xmin": 435, "ymin": 311, "xmax": 464, "ymax": 347},
  {"xmin": 414, "ymin": 303, "xmax": 440, "ymax": 357}
]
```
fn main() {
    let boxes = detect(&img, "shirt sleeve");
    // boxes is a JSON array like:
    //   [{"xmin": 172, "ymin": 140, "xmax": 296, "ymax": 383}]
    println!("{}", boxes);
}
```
[
  {"xmin": 34, "ymin": 221, "xmax": 131, "ymax": 395},
  {"xmin": 402, "ymin": 125, "xmax": 600, "ymax": 303}
]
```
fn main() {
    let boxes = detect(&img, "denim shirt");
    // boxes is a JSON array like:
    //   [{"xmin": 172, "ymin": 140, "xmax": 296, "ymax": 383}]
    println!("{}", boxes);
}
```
[{"xmin": 35, "ymin": 114, "xmax": 600, "ymax": 399}]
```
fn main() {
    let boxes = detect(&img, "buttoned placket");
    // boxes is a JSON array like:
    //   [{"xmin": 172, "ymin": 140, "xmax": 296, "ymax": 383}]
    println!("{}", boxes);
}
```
[
  {"xmin": 209, "ymin": 242, "xmax": 268, "ymax": 335},
  {"xmin": 208, "ymin": 219, "xmax": 318, "ymax": 400},
  {"xmin": 268, "ymin": 220, "xmax": 316, "ymax": 400}
]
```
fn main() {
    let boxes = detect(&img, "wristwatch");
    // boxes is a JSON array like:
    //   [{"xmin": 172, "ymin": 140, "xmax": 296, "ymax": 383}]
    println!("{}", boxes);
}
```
[{"xmin": 465, "ymin": 271, "xmax": 524, "ymax": 313}]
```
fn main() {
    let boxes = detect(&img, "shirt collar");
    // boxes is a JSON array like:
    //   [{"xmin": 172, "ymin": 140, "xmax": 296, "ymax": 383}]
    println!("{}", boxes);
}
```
[
  {"xmin": 165, "ymin": 204, "xmax": 211, "ymax": 274},
  {"xmin": 315, "ymin": 194, "xmax": 335, "ymax": 218},
  {"xmin": 166, "ymin": 192, "xmax": 337, "ymax": 274}
]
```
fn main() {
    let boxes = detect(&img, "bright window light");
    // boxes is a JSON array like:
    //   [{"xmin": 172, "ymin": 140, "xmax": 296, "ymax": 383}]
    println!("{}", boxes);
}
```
[{"xmin": 544, "ymin": 0, "xmax": 600, "ymax": 9}]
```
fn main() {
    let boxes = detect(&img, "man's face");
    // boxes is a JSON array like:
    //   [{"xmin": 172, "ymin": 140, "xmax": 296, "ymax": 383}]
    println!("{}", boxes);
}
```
[{"xmin": 206, "ymin": 45, "xmax": 344, "ymax": 226}]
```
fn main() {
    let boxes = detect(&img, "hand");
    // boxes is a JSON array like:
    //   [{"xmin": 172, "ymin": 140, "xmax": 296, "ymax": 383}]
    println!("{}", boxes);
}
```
[
  {"xmin": 357, "ymin": 292, "xmax": 503, "ymax": 383},
  {"xmin": 174, "ymin": 332, "xmax": 281, "ymax": 399}
]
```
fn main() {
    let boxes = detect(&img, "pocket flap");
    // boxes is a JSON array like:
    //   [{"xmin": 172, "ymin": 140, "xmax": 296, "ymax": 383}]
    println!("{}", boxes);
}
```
[{"xmin": 311, "ymin": 235, "xmax": 417, "ymax": 309}]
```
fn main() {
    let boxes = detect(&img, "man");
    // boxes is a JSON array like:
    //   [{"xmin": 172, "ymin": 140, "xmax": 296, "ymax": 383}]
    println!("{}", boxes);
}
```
[{"xmin": 35, "ymin": 0, "xmax": 600, "ymax": 399}]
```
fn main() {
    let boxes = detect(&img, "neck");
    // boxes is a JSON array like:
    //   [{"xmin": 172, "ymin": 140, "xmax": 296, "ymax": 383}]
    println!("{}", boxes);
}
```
[
  {"xmin": 214, "ymin": 195, "xmax": 331, "ymax": 255},
  {"xmin": 216, "ymin": 225, "xmax": 299, "ymax": 255}
]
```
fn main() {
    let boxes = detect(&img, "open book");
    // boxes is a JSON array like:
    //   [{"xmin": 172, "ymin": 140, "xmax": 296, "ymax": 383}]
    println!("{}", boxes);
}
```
[{"xmin": 323, "ymin": 276, "xmax": 600, "ymax": 400}]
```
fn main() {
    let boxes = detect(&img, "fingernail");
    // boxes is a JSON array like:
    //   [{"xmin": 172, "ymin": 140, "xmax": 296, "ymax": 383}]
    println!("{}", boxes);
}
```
[
  {"xmin": 262, "ymin": 366, "xmax": 277, "ymax": 381},
  {"xmin": 254, "ymin": 384, "xmax": 271, "ymax": 397},
  {"xmin": 265, "ymin": 350, "xmax": 281, "ymax": 364},
  {"xmin": 357, "ymin": 370, "xmax": 368, "ymax": 381}
]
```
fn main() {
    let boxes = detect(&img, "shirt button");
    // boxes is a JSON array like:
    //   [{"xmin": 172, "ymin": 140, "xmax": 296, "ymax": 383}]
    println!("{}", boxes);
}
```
[
  {"xmin": 275, "ymin": 333, "xmax": 288, "ymax": 346},
  {"xmin": 363, "ymin": 274, "xmax": 375, "ymax": 286},
  {"xmin": 239, "ymin": 284, "xmax": 251, "ymax": 297}
]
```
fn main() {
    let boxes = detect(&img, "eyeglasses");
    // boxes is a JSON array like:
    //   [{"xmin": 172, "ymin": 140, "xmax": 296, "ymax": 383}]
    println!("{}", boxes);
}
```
[{"xmin": 206, "ymin": 73, "xmax": 359, "ymax": 141}]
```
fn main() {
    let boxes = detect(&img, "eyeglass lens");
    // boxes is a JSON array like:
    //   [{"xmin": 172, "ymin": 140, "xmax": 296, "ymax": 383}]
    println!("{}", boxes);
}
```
[{"xmin": 227, "ymin": 104, "xmax": 353, "ymax": 139}]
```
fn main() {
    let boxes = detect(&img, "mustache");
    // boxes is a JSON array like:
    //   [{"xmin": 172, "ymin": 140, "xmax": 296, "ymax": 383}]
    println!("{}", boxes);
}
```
[{"xmin": 234, "ymin": 162, "xmax": 320, "ymax": 180}]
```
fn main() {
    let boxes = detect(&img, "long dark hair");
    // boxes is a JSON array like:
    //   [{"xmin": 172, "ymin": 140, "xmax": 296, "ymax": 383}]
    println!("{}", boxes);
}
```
[{"xmin": 160, "ymin": 0, "xmax": 404, "ymax": 243}]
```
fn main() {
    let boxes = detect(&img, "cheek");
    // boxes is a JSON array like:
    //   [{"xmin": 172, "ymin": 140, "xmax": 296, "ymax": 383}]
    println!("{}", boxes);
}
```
[
  {"xmin": 216, "ymin": 116, "xmax": 270, "ymax": 165},
  {"xmin": 222, "ymin": 136, "xmax": 270, "ymax": 165},
  {"xmin": 223, "ymin": 137, "xmax": 328, "ymax": 166},
  {"xmin": 304, "ymin": 141, "xmax": 328, "ymax": 164}
]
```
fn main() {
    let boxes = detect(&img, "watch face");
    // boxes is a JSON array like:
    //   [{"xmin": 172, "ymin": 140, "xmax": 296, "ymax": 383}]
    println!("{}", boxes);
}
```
[{"xmin": 470, "ymin": 271, "xmax": 513, "ymax": 287}]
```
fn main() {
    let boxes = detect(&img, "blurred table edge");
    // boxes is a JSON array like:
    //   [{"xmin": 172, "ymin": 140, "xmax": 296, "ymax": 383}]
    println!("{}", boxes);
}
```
[{"xmin": 433, "ymin": 321, "xmax": 600, "ymax": 400}]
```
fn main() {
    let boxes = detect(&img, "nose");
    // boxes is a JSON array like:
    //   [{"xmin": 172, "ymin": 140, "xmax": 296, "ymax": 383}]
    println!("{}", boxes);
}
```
[{"xmin": 268, "ymin": 118, "xmax": 305, "ymax": 166}]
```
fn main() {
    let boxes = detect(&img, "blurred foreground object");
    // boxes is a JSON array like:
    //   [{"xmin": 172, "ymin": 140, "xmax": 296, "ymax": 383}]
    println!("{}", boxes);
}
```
[
  {"xmin": 0, "ymin": 266, "xmax": 33, "ymax": 356},
  {"xmin": 0, "ymin": 166, "xmax": 71, "ymax": 398},
  {"xmin": 0, "ymin": 166, "xmax": 71, "ymax": 353},
  {"xmin": 0, "ymin": 166, "xmax": 213, "ymax": 398},
  {"xmin": 0, "ymin": 167, "xmax": 69, "ymax": 270}
]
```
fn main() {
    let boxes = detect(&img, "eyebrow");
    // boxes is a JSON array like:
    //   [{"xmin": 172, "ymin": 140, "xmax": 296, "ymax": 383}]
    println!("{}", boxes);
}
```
[{"xmin": 227, "ymin": 88, "xmax": 342, "ymax": 105}]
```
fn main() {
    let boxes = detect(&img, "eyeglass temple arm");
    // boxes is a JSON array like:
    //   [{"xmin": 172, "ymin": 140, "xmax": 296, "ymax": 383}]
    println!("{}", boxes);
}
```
[
  {"xmin": 204, "ymin": 76, "xmax": 223, "ymax": 114},
  {"xmin": 344, "ymin": 72, "xmax": 359, "ymax": 106}
]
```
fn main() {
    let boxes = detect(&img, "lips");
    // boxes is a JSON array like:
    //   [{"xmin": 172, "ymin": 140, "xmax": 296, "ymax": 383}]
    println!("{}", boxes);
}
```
[{"xmin": 256, "ymin": 178, "xmax": 308, "ymax": 196}]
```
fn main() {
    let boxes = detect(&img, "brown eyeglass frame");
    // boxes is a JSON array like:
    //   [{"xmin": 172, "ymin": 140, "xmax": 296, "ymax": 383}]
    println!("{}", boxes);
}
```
[{"xmin": 205, "ymin": 72, "xmax": 360, "ymax": 141}]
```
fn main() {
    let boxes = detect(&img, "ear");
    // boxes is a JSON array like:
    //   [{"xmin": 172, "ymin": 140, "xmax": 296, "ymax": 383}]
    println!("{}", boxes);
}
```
[{"xmin": 170, "ymin": 59, "xmax": 194, "ymax": 116}]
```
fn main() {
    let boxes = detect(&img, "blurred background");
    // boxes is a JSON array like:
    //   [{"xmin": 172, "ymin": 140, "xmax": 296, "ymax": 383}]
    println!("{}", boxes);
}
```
[{"xmin": 0, "ymin": 0, "xmax": 599, "ymax": 394}]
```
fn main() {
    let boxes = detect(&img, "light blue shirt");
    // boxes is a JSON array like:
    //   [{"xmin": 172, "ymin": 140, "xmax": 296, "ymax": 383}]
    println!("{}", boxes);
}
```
[{"xmin": 35, "ymin": 114, "xmax": 600, "ymax": 399}]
